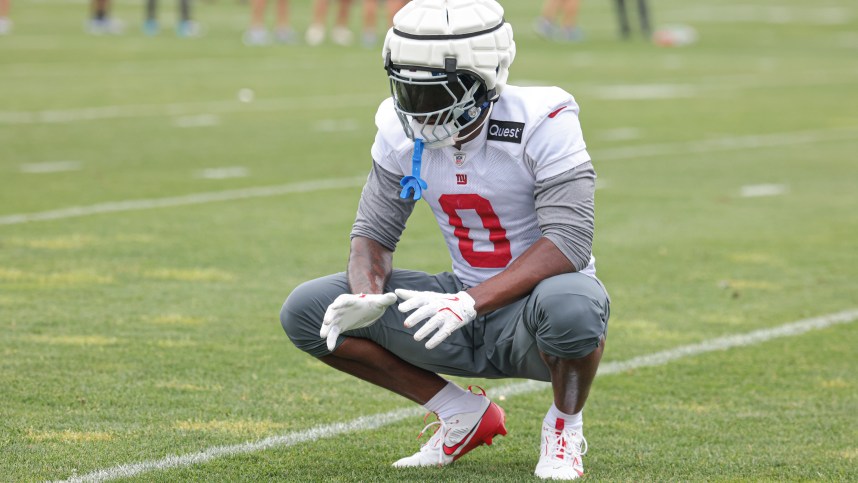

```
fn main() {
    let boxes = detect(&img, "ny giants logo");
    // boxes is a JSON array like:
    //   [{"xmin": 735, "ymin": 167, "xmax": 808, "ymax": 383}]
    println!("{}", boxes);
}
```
[
  {"xmin": 487, "ymin": 120, "xmax": 525, "ymax": 144},
  {"xmin": 456, "ymin": 173, "xmax": 468, "ymax": 185}
]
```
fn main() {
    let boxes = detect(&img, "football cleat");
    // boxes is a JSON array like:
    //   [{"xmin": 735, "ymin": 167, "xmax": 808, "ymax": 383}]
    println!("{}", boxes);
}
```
[
  {"xmin": 534, "ymin": 418, "xmax": 588, "ymax": 480},
  {"xmin": 393, "ymin": 388, "xmax": 507, "ymax": 468}
]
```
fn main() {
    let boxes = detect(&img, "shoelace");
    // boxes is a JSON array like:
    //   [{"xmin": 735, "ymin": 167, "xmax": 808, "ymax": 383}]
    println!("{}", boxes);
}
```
[
  {"xmin": 416, "ymin": 417, "xmax": 447, "ymax": 466},
  {"xmin": 546, "ymin": 426, "xmax": 588, "ymax": 463}
]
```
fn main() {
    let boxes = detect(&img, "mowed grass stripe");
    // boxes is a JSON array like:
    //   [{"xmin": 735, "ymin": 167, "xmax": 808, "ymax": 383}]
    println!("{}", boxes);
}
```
[
  {"xmin": 57, "ymin": 308, "xmax": 858, "ymax": 483},
  {"xmin": 4, "ymin": 127, "xmax": 857, "ymax": 227}
]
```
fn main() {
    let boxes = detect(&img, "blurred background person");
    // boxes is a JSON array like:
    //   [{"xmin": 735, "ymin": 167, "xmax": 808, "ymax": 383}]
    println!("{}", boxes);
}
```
[
  {"xmin": 88, "ymin": 0, "xmax": 124, "ymax": 34},
  {"xmin": 361, "ymin": 0, "xmax": 406, "ymax": 47},
  {"xmin": 306, "ymin": 0, "xmax": 354, "ymax": 46},
  {"xmin": 614, "ymin": 0, "xmax": 650, "ymax": 39},
  {"xmin": 534, "ymin": 0, "xmax": 582, "ymax": 42},
  {"xmin": 144, "ymin": 0, "xmax": 199, "ymax": 37},
  {"xmin": 0, "ymin": 0, "xmax": 10, "ymax": 35},
  {"xmin": 245, "ymin": 0, "xmax": 296, "ymax": 45}
]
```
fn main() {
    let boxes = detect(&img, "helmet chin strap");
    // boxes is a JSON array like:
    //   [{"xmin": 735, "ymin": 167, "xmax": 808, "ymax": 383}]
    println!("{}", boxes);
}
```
[{"xmin": 451, "ymin": 101, "xmax": 493, "ymax": 146}]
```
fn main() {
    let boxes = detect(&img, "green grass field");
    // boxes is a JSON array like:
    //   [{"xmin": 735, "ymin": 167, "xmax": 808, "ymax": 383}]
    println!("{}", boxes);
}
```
[{"xmin": 1, "ymin": 0, "xmax": 857, "ymax": 481}]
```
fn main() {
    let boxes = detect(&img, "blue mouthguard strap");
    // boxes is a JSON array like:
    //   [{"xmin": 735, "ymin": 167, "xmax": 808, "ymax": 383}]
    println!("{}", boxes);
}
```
[{"xmin": 399, "ymin": 138, "xmax": 428, "ymax": 200}]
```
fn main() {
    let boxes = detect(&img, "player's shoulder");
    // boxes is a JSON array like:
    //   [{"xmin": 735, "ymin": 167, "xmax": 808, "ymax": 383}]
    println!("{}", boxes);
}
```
[
  {"xmin": 488, "ymin": 85, "xmax": 579, "ymax": 152},
  {"xmin": 495, "ymin": 85, "xmax": 578, "ymax": 121},
  {"xmin": 374, "ymin": 97, "xmax": 412, "ymax": 155}
]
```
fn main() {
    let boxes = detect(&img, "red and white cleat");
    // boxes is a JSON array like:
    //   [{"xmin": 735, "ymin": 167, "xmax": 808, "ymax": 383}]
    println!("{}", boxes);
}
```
[
  {"xmin": 392, "ymin": 388, "xmax": 507, "ymax": 467},
  {"xmin": 534, "ymin": 418, "xmax": 588, "ymax": 480}
]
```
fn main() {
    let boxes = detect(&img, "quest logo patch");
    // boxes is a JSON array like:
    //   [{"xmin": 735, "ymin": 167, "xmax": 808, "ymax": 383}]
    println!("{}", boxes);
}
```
[{"xmin": 486, "ymin": 120, "xmax": 525, "ymax": 144}]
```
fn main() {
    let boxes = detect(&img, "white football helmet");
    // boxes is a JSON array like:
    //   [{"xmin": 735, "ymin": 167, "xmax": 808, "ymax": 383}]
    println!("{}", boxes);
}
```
[{"xmin": 382, "ymin": 0, "xmax": 516, "ymax": 148}]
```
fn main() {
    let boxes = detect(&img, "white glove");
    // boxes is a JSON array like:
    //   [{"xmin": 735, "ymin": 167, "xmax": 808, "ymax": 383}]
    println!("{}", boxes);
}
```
[
  {"xmin": 395, "ymin": 289, "xmax": 477, "ymax": 350},
  {"xmin": 320, "ymin": 292, "xmax": 397, "ymax": 352}
]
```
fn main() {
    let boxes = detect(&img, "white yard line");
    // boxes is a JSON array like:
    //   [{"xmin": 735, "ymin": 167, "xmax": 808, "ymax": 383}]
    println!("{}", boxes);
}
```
[
  {"xmin": 740, "ymin": 184, "xmax": 789, "ymax": 198},
  {"xmin": 4, "ymin": 69, "xmax": 858, "ymax": 126},
  {"xmin": 0, "ymin": 177, "xmax": 366, "ymax": 226},
  {"xmin": 590, "ymin": 84, "xmax": 699, "ymax": 100},
  {"xmin": 195, "ymin": 167, "xmax": 250, "ymax": 180},
  {"xmin": 57, "ymin": 308, "xmax": 858, "ymax": 482},
  {"xmin": 173, "ymin": 114, "xmax": 220, "ymax": 128},
  {"xmin": 0, "ymin": 93, "xmax": 383, "ymax": 125},
  {"xmin": 597, "ymin": 127, "xmax": 858, "ymax": 161},
  {"xmin": 19, "ymin": 161, "xmax": 82, "ymax": 174},
  {"xmin": 3, "ymin": 127, "xmax": 856, "ymax": 227}
]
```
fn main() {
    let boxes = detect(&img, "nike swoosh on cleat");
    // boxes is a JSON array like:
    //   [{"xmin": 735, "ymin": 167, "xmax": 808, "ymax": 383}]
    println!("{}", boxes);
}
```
[{"xmin": 441, "ymin": 405, "xmax": 492, "ymax": 456}]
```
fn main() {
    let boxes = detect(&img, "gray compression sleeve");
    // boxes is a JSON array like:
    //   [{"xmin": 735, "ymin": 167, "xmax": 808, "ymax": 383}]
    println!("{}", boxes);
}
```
[
  {"xmin": 534, "ymin": 161, "xmax": 596, "ymax": 272},
  {"xmin": 350, "ymin": 161, "xmax": 416, "ymax": 251}
]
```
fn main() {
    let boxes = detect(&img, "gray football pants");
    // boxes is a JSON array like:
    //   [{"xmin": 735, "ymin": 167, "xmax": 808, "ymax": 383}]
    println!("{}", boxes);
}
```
[{"xmin": 280, "ymin": 269, "xmax": 609, "ymax": 382}]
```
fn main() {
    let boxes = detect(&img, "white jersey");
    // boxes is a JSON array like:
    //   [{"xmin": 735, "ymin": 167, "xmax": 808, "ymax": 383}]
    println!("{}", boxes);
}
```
[{"xmin": 371, "ymin": 85, "xmax": 596, "ymax": 288}]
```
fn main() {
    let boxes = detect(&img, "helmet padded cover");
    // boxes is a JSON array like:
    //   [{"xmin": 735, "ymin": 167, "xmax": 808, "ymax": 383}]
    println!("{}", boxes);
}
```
[{"xmin": 383, "ymin": 0, "xmax": 516, "ymax": 97}]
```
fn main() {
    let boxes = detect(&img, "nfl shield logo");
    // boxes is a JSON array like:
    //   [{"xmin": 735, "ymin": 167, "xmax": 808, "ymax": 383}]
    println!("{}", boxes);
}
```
[{"xmin": 453, "ymin": 151, "xmax": 467, "ymax": 168}]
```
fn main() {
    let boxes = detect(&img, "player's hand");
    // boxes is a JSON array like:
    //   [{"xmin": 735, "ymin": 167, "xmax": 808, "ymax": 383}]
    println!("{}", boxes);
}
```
[
  {"xmin": 320, "ymin": 293, "xmax": 397, "ymax": 352},
  {"xmin": 395, "ymin": 289, "xmax": 477, "ymax": 350}
]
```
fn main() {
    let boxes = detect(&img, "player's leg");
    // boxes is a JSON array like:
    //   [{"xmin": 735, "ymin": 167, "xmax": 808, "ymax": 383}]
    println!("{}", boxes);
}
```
[
  {"xmin": 0, "ymin": 0, "xmax": 12, "ymax": 35},
  {"xmin": 176, "ymin": 0, "xmax": 197, "ymax": 37},
  {"xmin": 557, "ymin": 0, "xmax": 583, "ymax": 42},
  {"xmin": 143, "ymin": 0, "xmax": 159, "ymax": 34},
  {"xmin": 280, "ymin": 270, "xmax": 461, "ymax": 402},
  {"xmin": 386, "ymin": 0, "xmax": 406, "ymax": 26},
  {"xmin": 486, "ymin": 272, "xmax": 609, "ymax": 480},
  {"xmin": 244, "ymin": 0, "xmax": 269, "ymax": 45},
  {"xmin": 615, "ymin": 0, "xmax": 630, "ymax": 39},
  {"xmin": 636, "ymin": 0, "xmax": 651, "ymax": 38},
  {"xmin": 535, "ymin": 0, "xmax": 561, "ymax": 39},
  {"xmin": 534, "ymin": 274, "xmax": 607, "ymax": 480},
  {"xmin": 361, "ymin": 0, "xmax": 377, "ymax": 47},
  {"xmin": 322, "ymin": 336, "xmax": 446, "ymax": 404},
  {"xmin": 178, "ymin": 0, "xmax": 190, "ymax": 23},
  {"xmin": 280, "ymin": 270, "xmax": 508, "ymax": 466},
  {"xmin": 89, "ymin": 0, "xmax": 123, "ymax": 34},
  {"xmin": 274, "ymin": 0, "xmax": 295, "ymax": 42},
  {"xmin": 305, "ymin": 0, "xmax": 327, "ymax": 45},
  {"xmin": 331, "ymin": 0, "xmax": 353, "ymax": 46},
  {"xmin": 92, "ymin": 0, "xmax": 108, "ymax": 21}
]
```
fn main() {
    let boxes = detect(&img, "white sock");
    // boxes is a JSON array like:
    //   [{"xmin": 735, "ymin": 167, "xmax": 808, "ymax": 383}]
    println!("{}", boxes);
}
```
[
  {"xmin": 423, "ymin": 382, "xmax": 485, "ymax": 420},
  {"xmin": 544, "ymin": 403, "xmax": 583, "ymax": 431}
]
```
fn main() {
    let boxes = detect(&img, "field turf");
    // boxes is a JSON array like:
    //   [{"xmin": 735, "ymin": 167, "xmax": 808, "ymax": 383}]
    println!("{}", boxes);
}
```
[{"xmin": 1, "ymin": 0, "xmax": 857, "ymax": 481}]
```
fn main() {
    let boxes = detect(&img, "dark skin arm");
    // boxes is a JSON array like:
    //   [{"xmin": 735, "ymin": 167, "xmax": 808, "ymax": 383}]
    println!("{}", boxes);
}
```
[
  {"xmin": 347, "ymin": 236, "xmax": 394, "ymax": 294},
  {"xmin": 348, "ymin": 110, "xmax": 579, "ymax": 312},
  {"xmin": 331, "ymin": 235, "xmax": 446, "ymax": 404},
  {"xmin": 466, "ymin": 236, "xmax": 576, "ymax": 315},
  {"xmin": 347, "ymin": 235, "xmax": 575, "ymax": 315}
]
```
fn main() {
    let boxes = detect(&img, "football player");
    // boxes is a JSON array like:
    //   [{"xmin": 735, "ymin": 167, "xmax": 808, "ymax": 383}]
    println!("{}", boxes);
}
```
[{"xmin": 281, "ymin": 0, "xmax": 610, "ymax": 479}]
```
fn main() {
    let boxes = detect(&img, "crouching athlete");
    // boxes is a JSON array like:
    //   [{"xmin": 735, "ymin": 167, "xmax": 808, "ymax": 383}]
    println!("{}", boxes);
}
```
[{"xmin": 281, "ymin": 0, "xmax": 610, "ymax": 479}]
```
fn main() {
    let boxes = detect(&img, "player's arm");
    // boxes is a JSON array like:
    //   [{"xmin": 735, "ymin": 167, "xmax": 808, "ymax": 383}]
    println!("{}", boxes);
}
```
[
  {"xmin": 348, "ymin": 236, "xmax": 393, "ymax": 294},
  {"xmin": 348, "ymin": 160, "xmax": 416, "ymax": 294},
  {"xmin": 467, "ymin": 162, "xmax": 596, "ymax": 315},
  {"xmin": 320, "ymin": 160, "xmax": 415, "ymax": 350},
  {"xmin": 395, "ymin": 163, "xmax": 595, "ymax": 348}
]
